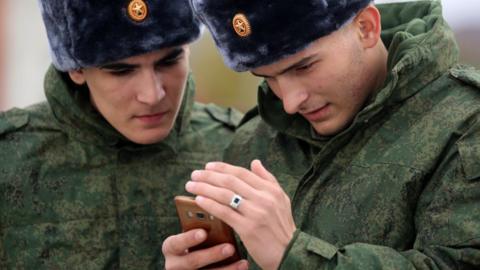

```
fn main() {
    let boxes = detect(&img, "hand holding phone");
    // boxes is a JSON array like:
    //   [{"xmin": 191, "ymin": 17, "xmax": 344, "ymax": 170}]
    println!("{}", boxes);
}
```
[{"xmin": 174, "ymin": 195, "xmax": 241, "ymax": 267}]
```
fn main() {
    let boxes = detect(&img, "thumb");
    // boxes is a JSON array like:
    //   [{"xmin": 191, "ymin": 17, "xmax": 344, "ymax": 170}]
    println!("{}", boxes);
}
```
[{"xmin": 250, "ymin": 159, "xmax": 277, "ymax": 183}]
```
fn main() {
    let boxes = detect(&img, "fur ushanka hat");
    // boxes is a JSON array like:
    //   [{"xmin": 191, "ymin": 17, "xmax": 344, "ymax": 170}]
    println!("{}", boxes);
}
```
[
  {"xmin": 190, "ymin": 0, "xmax": 372, "ymax": 71},
  {"xmin": 38, "ymin": 0, "xmax": 201, "ymax": 71}
]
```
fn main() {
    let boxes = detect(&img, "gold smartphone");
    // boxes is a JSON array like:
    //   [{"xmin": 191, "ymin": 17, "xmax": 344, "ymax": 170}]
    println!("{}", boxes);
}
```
[{"xmin": 174, "ymin": 195, "xmax": 241, "ymax": 267}]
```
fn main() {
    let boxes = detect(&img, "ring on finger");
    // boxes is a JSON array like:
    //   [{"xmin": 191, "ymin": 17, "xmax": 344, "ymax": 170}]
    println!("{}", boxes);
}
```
[{"xmin": 229, "ymin": 194, "xmax": 242, "ymax": 210}]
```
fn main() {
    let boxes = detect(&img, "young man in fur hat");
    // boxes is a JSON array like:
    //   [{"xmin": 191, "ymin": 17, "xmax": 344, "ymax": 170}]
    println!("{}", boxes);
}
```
[
  {"xmin": 0, "ymin": 0, "xmax": 242, "ymax": 268},
  {"xmin": 163, "ymin": 0, "xmax": 480, "ymax": 269}
]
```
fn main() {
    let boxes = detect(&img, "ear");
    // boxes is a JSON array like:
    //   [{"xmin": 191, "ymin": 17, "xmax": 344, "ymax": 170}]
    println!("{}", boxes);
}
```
[
  {"xmin": 68, "ymin": 69, "xmax": 86, "ymax": 85},
  {"xmin": 353, "ymin": 5, "xmax": 382, "ymax": 49}
]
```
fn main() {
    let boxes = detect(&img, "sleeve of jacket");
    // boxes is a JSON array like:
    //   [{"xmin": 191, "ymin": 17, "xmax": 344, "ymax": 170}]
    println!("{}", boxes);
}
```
[
  {"xmin": 0, "ymin": 109, "xmax": 31, "ymax": 268},
  {"xmin": 279, "ymin": 125, "xmax": 480, "ymax": 269}
]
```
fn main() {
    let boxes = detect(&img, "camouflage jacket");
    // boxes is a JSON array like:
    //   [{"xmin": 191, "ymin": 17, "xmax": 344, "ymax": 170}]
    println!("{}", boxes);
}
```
[
  {"xmin": 225, "ymin": 1, "xmax": 480, "ymax": 269},
  {"xmin": 0, "ymin": 66, "xmax": 241, "ymax": 269}
]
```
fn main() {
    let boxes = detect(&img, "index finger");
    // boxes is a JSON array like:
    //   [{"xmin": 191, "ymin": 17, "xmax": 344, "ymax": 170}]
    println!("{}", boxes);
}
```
[{"xmin": 162, "ymin": 229, "xmax": 207, "ymax": 255}]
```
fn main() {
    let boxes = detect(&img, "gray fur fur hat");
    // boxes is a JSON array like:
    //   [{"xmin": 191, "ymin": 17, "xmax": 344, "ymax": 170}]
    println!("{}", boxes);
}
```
[
  {"xmin": 39, "ymin": 0, "xmax": 201, "ymax": 71},
  {"xmin": 190, "ymin": 0, "xmax": 373, "ymax": 71}
]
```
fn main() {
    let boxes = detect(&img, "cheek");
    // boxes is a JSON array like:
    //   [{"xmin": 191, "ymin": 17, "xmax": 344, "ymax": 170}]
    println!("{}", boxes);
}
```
[
  {"xmin": 89, "ymin": 82, "xmax": 134, "ymax": 118},
  {"xmin": 333, "ymin": 65, "xmax": 362, "ymax": 99},
  {"xmin": 164, "ymin": 70, "xmax": 189, "ymax": 104},
  {"xmin": 104, "ymin": 87, "xmax": 134, "ymax": 109},
  {"xmin": 167, "ymin": 85, "xmax": 185, "ymax": 106}
]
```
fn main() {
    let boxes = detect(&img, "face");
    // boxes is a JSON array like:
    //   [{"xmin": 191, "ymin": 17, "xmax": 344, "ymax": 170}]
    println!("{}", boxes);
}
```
[
  {"xmin": 252, "ymin": 22, "xmax": 381, "ymax": 136},
  {"xmin": 69, "ymin": 46, "xmax": 190, "ymax": 144}
]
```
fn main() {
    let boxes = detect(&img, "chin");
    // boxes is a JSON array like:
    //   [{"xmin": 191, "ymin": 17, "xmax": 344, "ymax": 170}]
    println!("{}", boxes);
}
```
[
  {"xmin": 312, "ymin": 122, "xmax": 346, "ymax": 137},
  {"xmin": 127, "ymin": 130, "xmax": 170, "ymax": 145}
]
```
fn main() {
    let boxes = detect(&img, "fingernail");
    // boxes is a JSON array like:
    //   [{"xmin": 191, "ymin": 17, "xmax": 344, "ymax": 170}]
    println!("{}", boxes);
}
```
[
  {"xmin": 195, "ymin": 230, "xmax": 206, "ymax": 241},
  {"xmin": 205, "ymin": 162, "xmax": 216, "ymax": 169},
  {"xmin": 222, "ymin": 245, "xmax": 233, "ymax": 256},
  {"xmin": 195, "ymin": 195, "xmax": 205, "ymax": 203},
  {"xmin": 252, "ymin": 159, "xmax": 262, "ymax": 166},
  {"xmin": 185, "ymin": 181, "xmax": 195, "ymax": 191},
  {"xmin": 191, "ymin": 170, "xmax": 201, "ymax": 180}
]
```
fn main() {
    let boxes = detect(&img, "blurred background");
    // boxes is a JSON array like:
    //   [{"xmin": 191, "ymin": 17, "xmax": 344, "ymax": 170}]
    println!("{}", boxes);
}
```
[{"xmin": 0, "ymin": 0, "xmax": 479, "ymax": 112}]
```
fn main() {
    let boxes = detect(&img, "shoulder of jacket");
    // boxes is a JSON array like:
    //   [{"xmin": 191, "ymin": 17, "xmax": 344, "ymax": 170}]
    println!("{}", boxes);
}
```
[
  {"xmin": 0, "ymin": 108, "xmax": 30, "ymax": 135},
  {"xmin": 224, "ymin": 110, "xmax": 277, "ymax": 166},
  {"xmin": 232, "ymin": 108, "xmax": 277, "ymax": 143},
  {"xmin": 198, "ymin": 103, "xmax": 244, "ymax": 130},
  {"xmin": 449, "ymin": 64, "xmax": 480, "ymax": 90},
  {"xmin": 0, "ymin": 102, "xmax": 54, "ymax": 136}
]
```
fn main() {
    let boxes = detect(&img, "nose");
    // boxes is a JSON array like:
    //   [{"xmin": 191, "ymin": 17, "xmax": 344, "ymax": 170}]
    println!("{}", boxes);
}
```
[
  {"xmin": 136, "ymin": 69, "xmax": 166, "ymax": 105},
  {"xmin": 276, "ymin": 77, "xmax": 308, "ymax": 114}
]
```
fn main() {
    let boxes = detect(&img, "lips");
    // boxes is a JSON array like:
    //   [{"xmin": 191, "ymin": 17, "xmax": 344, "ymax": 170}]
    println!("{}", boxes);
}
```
[
  {"xmin": 135, "ymin": 111, "xmax": 167, "ymax": 124},
  {"xmin": 301, "ymin": 104, "xmax": 330, "ymax": 122}
]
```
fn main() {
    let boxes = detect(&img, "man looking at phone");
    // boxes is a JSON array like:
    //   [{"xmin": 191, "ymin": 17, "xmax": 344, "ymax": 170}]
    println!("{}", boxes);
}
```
[
  {"xmin": 0, "ymin": 0, "xmax": 242, "ymax": 268},
  {"xmin": 163, "ymin": 0, "xmax": 480, "ymax": 269}
]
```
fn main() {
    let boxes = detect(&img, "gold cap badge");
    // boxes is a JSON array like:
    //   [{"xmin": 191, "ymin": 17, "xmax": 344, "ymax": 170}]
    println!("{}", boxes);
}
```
[
  {"xmin": 232, "ymin": 13, "xmax": 251, "ymax": 37},
  {"xmin": 128, "ymin": 0, "xmax": 148, "ymax": 22}
]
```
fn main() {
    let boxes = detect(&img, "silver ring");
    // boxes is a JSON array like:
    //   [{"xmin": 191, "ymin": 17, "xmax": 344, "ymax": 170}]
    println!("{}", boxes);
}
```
[{"xmin": 229, "ymin": 194, "xmax": 242, "ymax": 210}]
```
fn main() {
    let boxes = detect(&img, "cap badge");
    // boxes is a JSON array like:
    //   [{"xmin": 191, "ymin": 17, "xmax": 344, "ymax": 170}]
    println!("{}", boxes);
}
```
[
  {"xmin": 128, "ymin": 0, "xmax": 148, "ymax": 22},
  {"xmin": 232, "ymin": 13, "xmax": 251, "ymax": 37}
]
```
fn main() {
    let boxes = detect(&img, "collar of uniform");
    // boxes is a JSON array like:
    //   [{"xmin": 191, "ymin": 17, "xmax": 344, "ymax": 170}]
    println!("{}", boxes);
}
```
[
  {"xmin": 358, "ymin": 0, "xmax": 458, "ymax": 120},
  {"xmin": 257, "ymin": 0, "xmax": 457, "ymax": 144},
  {"xmin": 44, "ymin": 65, "xmax": 195, "ymax": 150}
]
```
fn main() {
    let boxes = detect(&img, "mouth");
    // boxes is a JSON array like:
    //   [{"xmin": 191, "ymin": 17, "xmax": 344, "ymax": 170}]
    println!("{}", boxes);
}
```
[
  {"xmin": 301, "ymin": 104, "xmax": 330, "ymax": 122},
  {"xmin": 134, "ymin": 111, "xmax": 168, "ymax": 124}
]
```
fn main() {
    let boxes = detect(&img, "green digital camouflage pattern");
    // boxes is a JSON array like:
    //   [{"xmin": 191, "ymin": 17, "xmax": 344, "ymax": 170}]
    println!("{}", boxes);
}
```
[
  {"xmin": 0, "ymin": 66, "xmax": 242, "ymax": 269},
  {"xmin": 225, "ymin": 1, "xmax": 480, "ymax": 269}
]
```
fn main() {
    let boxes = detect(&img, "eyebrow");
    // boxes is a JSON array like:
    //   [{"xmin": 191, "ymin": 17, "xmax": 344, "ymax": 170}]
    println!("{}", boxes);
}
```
[
  {"xmin": 156, "ymin": 47, "xmax": 185, "ymax": 65},
  {"xmin": 99, "ymin": 47, "xmax": 185, "ymax": 70},
  {"xmin": 251, "ymin": 55, "xmax": 316, "ymax": 78}
]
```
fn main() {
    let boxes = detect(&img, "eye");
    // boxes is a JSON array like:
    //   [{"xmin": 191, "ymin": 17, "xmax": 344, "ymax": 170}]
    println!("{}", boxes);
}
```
[
  {"xmin": 161, "ymin": 59, "xmax": 179, "ymax": 67},
  {"xmin": 160, "ymin": 56, "xmax": 183, "ymax": 68},
  {"xmin": 107, "ymin": 68, "xmax": 133, "ymax": 76},
  {"xmin": 296, "ymin": 62, "xmax": 314, "ymax": 72}
]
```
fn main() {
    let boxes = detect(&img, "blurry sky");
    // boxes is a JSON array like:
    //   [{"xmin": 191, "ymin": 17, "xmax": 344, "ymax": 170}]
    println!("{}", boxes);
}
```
[{"xmin": 1, "ymin": 0, "xmax": 479, "ymax": 112}]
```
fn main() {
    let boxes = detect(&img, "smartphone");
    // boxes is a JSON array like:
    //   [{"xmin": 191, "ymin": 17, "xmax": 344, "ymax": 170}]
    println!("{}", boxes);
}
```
[{"xmin": 174, "ymin": 195, "xmax": 241, "ymax": 267}]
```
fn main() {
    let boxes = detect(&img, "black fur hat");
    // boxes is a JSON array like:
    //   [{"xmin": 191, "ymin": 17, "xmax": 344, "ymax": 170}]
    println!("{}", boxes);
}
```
[
  {"xmin": 39, "ymin": 0, "xmax": 201, "ymax": 71},
  {"xmin": 190, "ymin": 0, "xmax": 372, "ymax": 71}
]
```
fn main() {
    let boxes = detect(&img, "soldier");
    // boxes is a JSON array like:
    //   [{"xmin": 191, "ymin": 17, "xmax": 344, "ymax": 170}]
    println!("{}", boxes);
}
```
[
  {"xmin": 163, "ymin": 0, "xmax": 480, "ymax": 269},
  {"xmin": 0, "ymin": 0, "xmax": 242, "ymax": 269}
]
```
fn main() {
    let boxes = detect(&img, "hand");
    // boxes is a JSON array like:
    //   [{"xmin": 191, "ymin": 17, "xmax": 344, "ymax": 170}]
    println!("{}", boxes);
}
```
[
  {"xmin": 186, "ymin": 160, "xmax": 296, "ymax": 270},
  {"xmin": 162, "ymin": 229, "xmax": 249, "ymax": 270}
]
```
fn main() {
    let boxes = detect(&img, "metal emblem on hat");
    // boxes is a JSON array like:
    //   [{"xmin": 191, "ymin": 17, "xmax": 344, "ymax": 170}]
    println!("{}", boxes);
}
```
[
  {"xmin": 232, "ymin": 13, "xmax": 251, "ymax": 37},
  {"xmin": 128, "ymin": 0, "xmax": 148, "ymax": 22}
]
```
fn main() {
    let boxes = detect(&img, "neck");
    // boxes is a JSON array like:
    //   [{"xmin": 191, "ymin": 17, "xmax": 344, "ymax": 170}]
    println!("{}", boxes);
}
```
[{"xmin": 372, "ymin": 41, "xmax": 389, "ymax": 91}]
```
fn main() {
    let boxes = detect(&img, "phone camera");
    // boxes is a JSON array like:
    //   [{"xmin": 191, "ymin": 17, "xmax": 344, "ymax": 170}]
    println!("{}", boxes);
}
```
[{"xmin": 196, "ymin": 212, "xmax": 206, "ymax": 219}]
